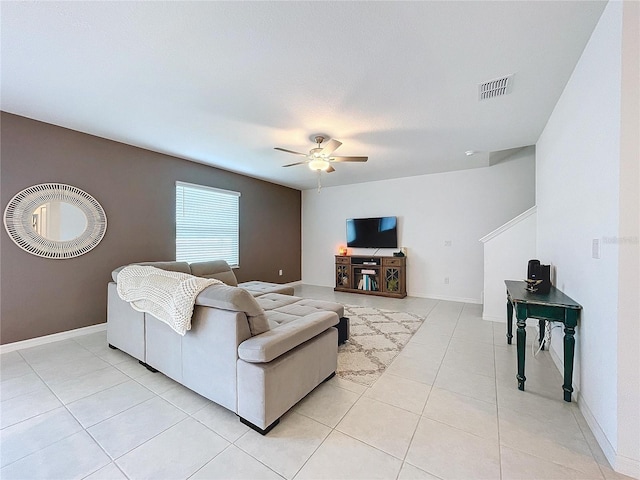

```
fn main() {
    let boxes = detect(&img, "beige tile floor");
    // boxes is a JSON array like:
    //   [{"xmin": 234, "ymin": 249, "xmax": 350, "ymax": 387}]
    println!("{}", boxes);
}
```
[{"xmin": 0, "ymin": 285, "xmax": 633, "ymax": 480}]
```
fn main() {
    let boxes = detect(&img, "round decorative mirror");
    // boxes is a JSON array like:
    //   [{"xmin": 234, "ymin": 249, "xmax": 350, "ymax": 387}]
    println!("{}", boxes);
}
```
[{"xmin": 3, "ymin": 183, "xmax": 107, "ymax": 259}]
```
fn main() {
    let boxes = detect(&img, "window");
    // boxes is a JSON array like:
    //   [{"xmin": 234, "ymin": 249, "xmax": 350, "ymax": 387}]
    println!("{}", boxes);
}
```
[{"xmin": 175, "ymin": 181, "xmax": 240, "ymax": 266}]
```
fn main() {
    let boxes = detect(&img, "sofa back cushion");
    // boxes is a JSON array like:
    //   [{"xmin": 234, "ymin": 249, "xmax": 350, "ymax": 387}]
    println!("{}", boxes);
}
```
[
  {"xmin": 196, "ymin": 284, "xmax": 269, "ymax": 336},
  {"xmin": 112, "ymin": 261, "xmax": 191, "ymax": 282},
  {"xmin": 190, "ymin": 260, "xmax": 238, "ymax": 286}
]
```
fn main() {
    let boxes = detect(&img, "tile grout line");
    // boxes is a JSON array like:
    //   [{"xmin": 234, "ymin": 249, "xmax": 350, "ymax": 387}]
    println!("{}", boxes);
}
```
[
  {"xmin": 570, "ymin": 406, "xmax": 609, "ymax": 480},
  {"xmin": 276, "ymin": 299, "xmax": 440, "ymax": 480},
  {"xmin": 498, "ymin": 438, "xmax": 608, "ymax": 479},
  {"xmin": 184, "ymin": 443, "xmax": 234, "ymax": 480},
  {"xmin": 492, "ymin": 325, "xmax": 608, "ymax": 480},
  {"xmin": 39, "ymin": 339, "xmax": 143, "ymax": 479},
  {"xmin": 6, "ymin": 337, "xmax": 181, "ymax": 479},
  {"xmin": 289, "ymin": 378, "xmax": 370, "ymax": 479},
  {"xmin": 394, "ymin": 300, "xmax": 464, "ymax": 480},
  {"xmin": 231, "ymin": 429, "xmax": 288, "ymax": 480},
  {"xmin": 493, "ymin": 322, "xmax": 504, "ymax": 480},
  {"xmin": 82, "ymin": 371, "xmax": 208, "ymax": 470},
  {"xmin": 184, "ymin": 407, "xmax": 275, "ymax": 476},
  {"xmin": 8, "ymin": 344, "xmax": 120, "ymax": 477},
  {"xmin": 6, "ymin": 297, "xmax": 602, "ymax": 480}
]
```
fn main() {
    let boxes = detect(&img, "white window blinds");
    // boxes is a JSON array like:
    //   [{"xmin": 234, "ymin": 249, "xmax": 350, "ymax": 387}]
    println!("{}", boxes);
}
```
[{"xmin": 175, "ymin": 181, "xmax": 240, "ymax": 266}]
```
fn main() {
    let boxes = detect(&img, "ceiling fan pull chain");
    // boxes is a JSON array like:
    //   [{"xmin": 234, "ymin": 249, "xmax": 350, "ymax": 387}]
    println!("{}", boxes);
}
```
[{"xmin": 317, "ymin": 170, "xmax": 322, "ymax": 193}]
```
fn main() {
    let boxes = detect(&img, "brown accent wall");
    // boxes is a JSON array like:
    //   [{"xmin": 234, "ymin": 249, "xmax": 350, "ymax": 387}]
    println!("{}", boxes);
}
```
[{"xmin": 0, "ymin": 112, "xmax": 301, "ymax": 345}]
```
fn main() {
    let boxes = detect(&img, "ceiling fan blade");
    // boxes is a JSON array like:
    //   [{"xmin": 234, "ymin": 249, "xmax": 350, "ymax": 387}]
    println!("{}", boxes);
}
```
[
  {"xmin": 320, "ymin": 139, "xmax": 342, "ymax": 155},
  {"xmin": 326, "ymin": 165, "xmax": 336, "ymax": 173},
  {"xmin": 330, "ymin": 156, "xmax": 368, "ymax": 162},
  {"xmin": 274, "ymin": 147, "xmax": 307, "ymax": 156},
  {"xmin": 282, "ymin": 161, "xmax": 308, "ymax": 167}
]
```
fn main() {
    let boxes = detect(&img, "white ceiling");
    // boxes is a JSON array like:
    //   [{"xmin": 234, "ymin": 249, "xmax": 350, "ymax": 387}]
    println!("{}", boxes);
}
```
[{"xmin": 1, "ymin": 1, "xmax": 606, "ymax": 191}]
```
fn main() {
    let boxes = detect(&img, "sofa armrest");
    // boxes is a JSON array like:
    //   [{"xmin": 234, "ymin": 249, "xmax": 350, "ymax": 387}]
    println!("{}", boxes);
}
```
[{"xmin": 238, "ymin": 312, "xmax": 339, "ymax": 363}]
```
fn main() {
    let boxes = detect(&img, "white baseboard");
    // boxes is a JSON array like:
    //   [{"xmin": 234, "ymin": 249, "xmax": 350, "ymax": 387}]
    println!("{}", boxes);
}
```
[
  {"xmin": 549, "ymin": 344, "xmax": 564, "ymax": 380},
  {"xmin": 616, "ymin": 455, "xmax": 640, "ymax": 479},
  {"xmin": 297, "ymin": 283, "xmax": 482, "ymax": 304},
  {"xmin": 482, "ymin": 314, "xmax": 504, "ymax": 323},
  {"xmin": 485, "ymin": 316, "xmax": 556, "ymax": 328},
  {"xmin": 409, "ymin": 291, "xmax": 482, "ymax": 304},
  {"xmin": 548, "ymin": 342, "xmax": 582, "ymax": 402},
  {"xmin": 577, "ymin": 392, "xmax": 618, "ymax": 472},
  {"xmin": 574, "ymin": 379, "xmax": 639, "ymax": 478},
  {"xmin": 0, "ymin": 323, "xmax": 107, "ymax": 354},
  {"xmin": 299, "ymin": 281, "xmax": 333, "ymax": 288},
  {"xmin": 514, "ymin": 329, "xmax": 638, "ymax": 478}
]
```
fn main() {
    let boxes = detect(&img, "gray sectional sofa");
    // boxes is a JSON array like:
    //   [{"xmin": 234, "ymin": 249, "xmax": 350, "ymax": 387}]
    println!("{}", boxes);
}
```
[{"xmin": 107, "ymin": 260, "xmax": 346, "ymax": 434}]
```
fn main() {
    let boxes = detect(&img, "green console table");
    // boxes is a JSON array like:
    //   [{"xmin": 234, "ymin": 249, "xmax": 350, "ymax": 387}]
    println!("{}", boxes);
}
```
[{"xmin": 505, "ymin": 280, "xmax": 582, "ymax": 402}]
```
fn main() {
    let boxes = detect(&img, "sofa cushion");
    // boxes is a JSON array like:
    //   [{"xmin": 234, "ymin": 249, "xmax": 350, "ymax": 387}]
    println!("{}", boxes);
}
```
[
  {"xmin": 238, "ymin": 311, "xmax": 338, "ymax": 363},
  {"xmin": 112, "ymin": 261, "xmax": 191, "ymax": 282},
  {"xmin": 264, "ymin": 311, "xmax": 301, "ymax": 328},
  {"xmin": 292, "ymin": 298, "xmax": 345, "ymax": 318},
  {"xmin": 190, "ymin": 260, "xmax": 239, "ymax": 286},
  {"xmin": 196, "ymin": 284, "xmax": 269, "ymax": 335},
  {"xmin": 256, "ymin": 294, "xmax": 344, "ymax": 324},
  {"xmin": 238, "ymin": 281, "xmax": 295, "ymax": 297}
]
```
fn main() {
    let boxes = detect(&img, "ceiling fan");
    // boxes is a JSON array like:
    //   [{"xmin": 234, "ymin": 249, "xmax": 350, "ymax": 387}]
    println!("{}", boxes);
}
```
[{"xmin": 275, "ymin": 135, "xmax": 368, "ymax": 174}]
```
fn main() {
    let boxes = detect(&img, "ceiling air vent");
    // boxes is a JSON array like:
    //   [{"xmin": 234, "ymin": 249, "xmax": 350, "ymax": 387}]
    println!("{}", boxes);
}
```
[{"xmin": 478, "ymin": 74, "xmax": 513, "ymax": 100}]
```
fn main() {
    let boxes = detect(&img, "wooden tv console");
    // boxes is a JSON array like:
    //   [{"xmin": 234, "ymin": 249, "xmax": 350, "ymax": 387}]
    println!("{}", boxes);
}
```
[{"xmin": 334, "ymin": 255, "xmax": 406, "ymax": 298}]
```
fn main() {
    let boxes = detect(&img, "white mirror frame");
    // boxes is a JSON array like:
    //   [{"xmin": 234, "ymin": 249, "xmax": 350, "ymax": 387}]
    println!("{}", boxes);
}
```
[{"xmin": 3, "ymin": 183, "xmax": 107, "ymax": 259}]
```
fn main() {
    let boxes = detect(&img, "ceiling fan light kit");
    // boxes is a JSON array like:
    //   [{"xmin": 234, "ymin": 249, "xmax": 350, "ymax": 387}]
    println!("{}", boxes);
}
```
[
  {"xmin": 308, "ymin": 158, "xmax": 330, "ymax": 171},
  {"xmin": 274, "ymin": 135, "xmax": 369, "ymax": 191}
]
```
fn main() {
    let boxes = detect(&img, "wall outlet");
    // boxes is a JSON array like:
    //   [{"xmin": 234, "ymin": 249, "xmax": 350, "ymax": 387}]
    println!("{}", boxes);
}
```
[
  {"xmin": 592, "ymin": 239, "xmax": 600, "ymax": 259},
  {"xmin": 278, "ymin": 269, "xmax": 283, "ymax": 276},
  {"xmin": 444, "ymin": 277, "xmax": 449, "ymax": 284}
]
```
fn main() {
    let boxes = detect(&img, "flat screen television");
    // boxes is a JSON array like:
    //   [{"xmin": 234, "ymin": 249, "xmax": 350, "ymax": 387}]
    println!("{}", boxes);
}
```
[{"xmin": 346, "ymin": 216, "xmax": 398, "ymax": 248}]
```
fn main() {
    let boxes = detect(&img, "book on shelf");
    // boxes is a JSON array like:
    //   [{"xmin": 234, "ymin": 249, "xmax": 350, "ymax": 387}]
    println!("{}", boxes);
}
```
[
  {"xmin": 357, "ymin": 274, "xmax": 378, "ymax": 291},
  {"xmin": 361, "ymin": 269, "xmax": 376, "ymax": 275}
]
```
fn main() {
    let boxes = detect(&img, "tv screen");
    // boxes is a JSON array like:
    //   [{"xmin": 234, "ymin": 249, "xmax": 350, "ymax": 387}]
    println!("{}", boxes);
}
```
[{"xmin": 346, "ymin": 217, "xmax": 398, "ymax": 248}]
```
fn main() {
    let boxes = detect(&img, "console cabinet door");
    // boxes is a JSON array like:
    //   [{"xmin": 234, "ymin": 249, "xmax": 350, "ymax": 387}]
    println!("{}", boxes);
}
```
[
  {"xmin": 336, "ymin": 262, "xmax": 351, "ymax": 289},
  {"xmin": 382, "ymin": 266, "xmax": 403, "ymax": 294},
  {"xmin": 381, "ymin": 257, "xmax": 406, "ymax": 295}
]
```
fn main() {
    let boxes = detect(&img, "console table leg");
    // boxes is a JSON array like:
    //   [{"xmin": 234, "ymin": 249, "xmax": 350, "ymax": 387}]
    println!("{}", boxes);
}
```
[
  {"xmin": 538, "ymin": 320, "xmax": 546, "ymax": 350},
  {"xmin": 563, "ymin": 325, "xmax": 576, "ymax": 402},
  {"xmin": 516, "ymin": 314, "xmax": 527, "ymax": 391},
  {"xmin": 506, "ymin": 299, "xmax": 513, "ymax": 344}
]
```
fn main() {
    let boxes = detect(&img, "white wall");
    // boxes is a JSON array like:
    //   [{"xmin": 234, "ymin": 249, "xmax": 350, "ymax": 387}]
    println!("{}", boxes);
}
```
[
  {"xmin": 537, "ymin": 1, "xmax": 638, "ymax": 476},
  {"xmin": 481, "ymin": 207, "xmax": 536, "ymax": 322},
  {"xmin": 616, "ymin": 0, "xmax": 640, "ymax": 476},
  {"xmin": 302, "ymin": 147, "xmax": 535, "ymax": 303}
]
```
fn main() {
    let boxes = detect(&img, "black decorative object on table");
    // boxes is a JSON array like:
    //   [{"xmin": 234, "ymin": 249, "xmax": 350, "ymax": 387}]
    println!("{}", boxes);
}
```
[{"xmin": 526, "ymin": 259, "xmax": 551, "ymax": 294}]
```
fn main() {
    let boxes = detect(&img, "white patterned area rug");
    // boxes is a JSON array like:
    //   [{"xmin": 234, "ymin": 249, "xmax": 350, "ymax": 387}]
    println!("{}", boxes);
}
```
[{"xmin": 337, "ymin": 305, "xmax": 426, "ymax": 387}]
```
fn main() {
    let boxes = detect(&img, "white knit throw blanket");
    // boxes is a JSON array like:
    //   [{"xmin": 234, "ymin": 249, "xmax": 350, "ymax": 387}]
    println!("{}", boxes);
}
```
[{"xmin": 116, "ymin": 265, "xmax": 222, "ymax": 336}]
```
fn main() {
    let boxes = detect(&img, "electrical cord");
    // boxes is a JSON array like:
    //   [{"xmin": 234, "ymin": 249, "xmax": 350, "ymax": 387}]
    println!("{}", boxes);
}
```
[
  {"xmin": 532, "ymin": 321, "xmax": 546, "ymax": 356},
  {"xmin": 532, "ymin": 320, "xmax": 563, "ymax": 357}
]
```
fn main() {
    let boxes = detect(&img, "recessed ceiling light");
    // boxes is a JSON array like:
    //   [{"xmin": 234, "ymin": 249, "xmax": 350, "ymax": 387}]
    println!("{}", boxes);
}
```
[{"xmin": 465, "ymin": 150, "xmax": 477, "ymax": 156}]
